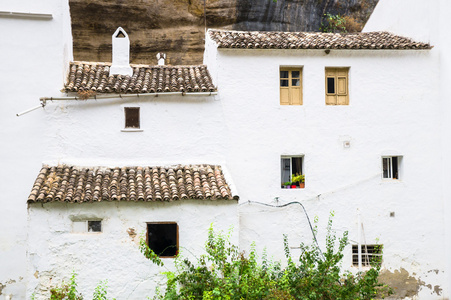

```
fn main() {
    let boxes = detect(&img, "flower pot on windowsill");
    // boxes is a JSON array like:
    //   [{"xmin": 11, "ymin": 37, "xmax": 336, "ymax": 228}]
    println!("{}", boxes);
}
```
[{"xmin": 299, "ymin": 182, "xmax": 305, "ymax": 188}]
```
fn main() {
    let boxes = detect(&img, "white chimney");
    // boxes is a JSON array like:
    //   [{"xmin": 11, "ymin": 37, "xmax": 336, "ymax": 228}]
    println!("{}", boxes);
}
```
[
  {"xmin": 110, "ymin": 27, "xmax": 133, "ymax": 76},
  {"xmin": 156, "ymin": 53, "xmax": 166, "ymax": 66}
]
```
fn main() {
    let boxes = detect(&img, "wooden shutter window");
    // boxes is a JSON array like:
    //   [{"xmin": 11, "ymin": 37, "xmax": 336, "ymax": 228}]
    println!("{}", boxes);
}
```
[
  {"xmin": 325, "ymin": 68, "xmax": 349, "ymax": 105},
  {"xmin": 125, "ymin": 107, "xmax": 140, "ymax": 128},
  {"xmin": 280, "ymin": 68, "xmax": 302, "ymax": 105}
]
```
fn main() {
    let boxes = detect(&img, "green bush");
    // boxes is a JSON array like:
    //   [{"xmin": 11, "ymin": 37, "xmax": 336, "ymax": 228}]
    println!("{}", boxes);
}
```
[
  {"xmin": 50, "ymin": 272, "xmax": 83, "ymax": 300},
  {"xmin": 320, "ymin": 13, "xmax": 347, "ymax": 33},
  {"xmin": 147, "ymin": 216, "xmax": 392, "ymax": 300},
  {"xmin": 48, "ymin": 273, "xmax": 115, "ymax": 300}
]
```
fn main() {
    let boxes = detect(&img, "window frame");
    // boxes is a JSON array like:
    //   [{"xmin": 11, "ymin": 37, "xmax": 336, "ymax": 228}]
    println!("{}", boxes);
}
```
[
  {"xmin": 280, "ymin": 67, "xmax": 303, "ymax": 105},
  {"xmin": 382, "ymin": 156, "xmax": 401, "ymax": 180},
  {"xmin": 281, "ymin": 155, "xmax": 304, "ymax": 189},
  {"xmin": 124, "ymin": 107, "xmax": 140, "ymax": 129},
  {"xmin": 146, "ymin": 222, "xmax": 179, "ymax": 258},
  {"xmin": 352, "ymin": 244, "xmax": 383, "ymax": 267},
  {"xmin": 72, "ymin": 220, "xmax": 102, "ymax": 233},
  {"xmin": 325, "ymin": 67, "xmax": 349, "ymax": 105}
]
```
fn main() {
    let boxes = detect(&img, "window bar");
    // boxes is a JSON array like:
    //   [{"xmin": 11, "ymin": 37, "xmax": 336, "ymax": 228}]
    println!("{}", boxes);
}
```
[{"xmin": 388, "ymin": 157, "xmax": 392, "ymax": 178}]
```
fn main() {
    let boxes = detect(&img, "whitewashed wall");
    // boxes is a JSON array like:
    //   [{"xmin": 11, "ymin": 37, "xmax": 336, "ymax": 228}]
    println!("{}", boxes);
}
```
[
  {"xmin": 205, "ymin": 35, "xmax": 446, "ymax": 298},
  {"xmin": 2, "ymin": 0, "xmax": 450, "ymax": 298},
  {"xmin": 41, "ymin": 94, "xmax": 227, "ymax": 166},
  {"xmin": 364, "ymin": 0, "xmax": 449, "ymax": 296},
  {"xmin": 0, "ymin": 0, "xmax": 72, "ymax": 298},
  {"xmin": 439, "ymin": 0, "xmax": 451, "ymax": 297},
  {"xmin": 363, "ymin": 0, "xmax": 438, "ymax": 44},
  {"xmin": 27, "ymin": 200, "xmax": 238, "ymax": 299}
]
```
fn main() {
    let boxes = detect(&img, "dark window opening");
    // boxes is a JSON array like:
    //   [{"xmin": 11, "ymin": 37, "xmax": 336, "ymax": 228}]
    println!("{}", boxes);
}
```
[
  {"xmin": 382, "ymin": 156, "xmax": 400, "ymax": 179},
  {"xmin": 327, "ymin": 77, "xmax": 335, "ymax": 94},
  {"xmin": 125, "ymin": 107, "xmax": 140, "ymax": 128},
  {"xmin": 147, "ymin": 223, "xmax": 178, "ymax": 257},
  {"xmin": 280, "ymin": 79, "xmax": 289, "ymax": 87},
  {"xmin": 280, "ymin": 70, "xmax": 289, "ymax": 78},
  {"xmin": 352, "ymin": 245, "xmax": 383, "ymax": 267},
  {"xmin": 88, "ymin": 220, "xmax": 102, "ymax": 232},
  {"xmin": 392, "ymin": 157, "xmax": 398, "ymax": 179}
]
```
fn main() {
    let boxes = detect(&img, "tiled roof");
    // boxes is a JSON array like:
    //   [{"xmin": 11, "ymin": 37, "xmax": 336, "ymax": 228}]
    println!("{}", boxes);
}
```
[
  {"xmin": 64, "ymin": 62, "xmax": 216, "ymax": 94},
  {"xmin": 208, "ymin": 30, "xmax": 432, "ymax": 50},
  {"xmin": 28, "ymin": 165, "xmax": 238, "ymax": 203}
]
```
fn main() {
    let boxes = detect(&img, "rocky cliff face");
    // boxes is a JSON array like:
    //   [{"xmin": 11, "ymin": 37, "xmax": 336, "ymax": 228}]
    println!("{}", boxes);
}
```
[{"xmin": 69, "ymin": 0, "xmax": 378, "ymax": 65}]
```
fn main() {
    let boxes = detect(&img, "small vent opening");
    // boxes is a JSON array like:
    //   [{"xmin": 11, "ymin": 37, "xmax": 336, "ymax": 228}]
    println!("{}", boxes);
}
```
[{"xmin": 115, "ymin": 30, "xmax": 126, "ymax": 38}]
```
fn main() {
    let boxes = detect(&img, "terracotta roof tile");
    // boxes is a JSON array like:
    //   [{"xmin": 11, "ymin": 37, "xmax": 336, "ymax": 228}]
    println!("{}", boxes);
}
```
[
  {"xmin": 208, "ymin": 30, "xmax": 432, "ymax": 50},
  {"xmin": 28, "ymin": 165, "xmax": 238, "ymax": 203},
  {"xmin": 64, "ymin": 62, "xmax": 216, "ymax": 94}
]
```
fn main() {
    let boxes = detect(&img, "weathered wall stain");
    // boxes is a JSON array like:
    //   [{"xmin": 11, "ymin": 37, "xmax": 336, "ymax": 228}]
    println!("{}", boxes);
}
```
[
  {"xmin": 379, "ymin": 268, "xmax": 442, "ymax": 298},
  {"xmin": 0, "ymin": 280, "xmax": 17, "ymax": 296}
]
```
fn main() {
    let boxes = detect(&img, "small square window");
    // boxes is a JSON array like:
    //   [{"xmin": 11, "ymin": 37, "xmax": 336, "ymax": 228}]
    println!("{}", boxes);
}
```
[
  {"xmin": 72, "ymin": 220, "xmax": 102, "ymax": 233},
  {"xmin": 88, "ymin": 220, "xmax": 102, "ymax": 232},
  {"xmin": 281, "ymin": 156, "xmax": 304, "ymax": 189},
  {"xmin": 352, "ymin": 244, "xmax": 383, "ymax": 267},
  {"xmin": 382, "ymin": 156, "xmax": 401, "ymax": 179},
  {"xmin": 124, "ymin": 107, "xmax": 140, "ymax": 129},
  {"xmin": 147, "ymin": 222, "xmax": 178, "ymax": 257},
  {"xmin": 280, "ymin": 68, "xmax": 302, "ymax": 105}
]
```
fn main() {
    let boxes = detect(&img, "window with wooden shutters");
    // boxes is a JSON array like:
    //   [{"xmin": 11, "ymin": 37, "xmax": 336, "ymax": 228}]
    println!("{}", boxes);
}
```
[
  {"xmin": 280, "ymin": 68, "xmax": 302, "ymax": 105},
  {"xmin": 325, "ymin": 67, "xmax": 349, "ymax": 105},
  {"xmin": 124, "ymin": 107, "xmax": 140, "ymax": 128}
]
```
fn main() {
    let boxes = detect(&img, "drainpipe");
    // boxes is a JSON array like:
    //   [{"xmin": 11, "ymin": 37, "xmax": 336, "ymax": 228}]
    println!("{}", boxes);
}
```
[
  {"xmin": 39, "ymin": 91, "xmax": 217, "ymax": 102},
  {"xmin": 16, "ymin": 103, "xmax": 46, "ymax": 117},
  {"xmin": 16, "ymin": 92, "xmax": 218, "ymax": 116}
]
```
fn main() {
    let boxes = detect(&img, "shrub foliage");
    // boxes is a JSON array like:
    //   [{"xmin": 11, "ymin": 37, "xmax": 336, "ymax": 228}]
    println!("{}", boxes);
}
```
[{"xmin": 145, "ymin": 216, "xmax": 392, "ymax": 300}]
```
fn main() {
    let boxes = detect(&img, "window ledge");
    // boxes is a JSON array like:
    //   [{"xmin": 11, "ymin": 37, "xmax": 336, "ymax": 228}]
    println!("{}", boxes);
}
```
[
  {"xmin": 281, "ymin": 187, "xmax": 305, "ymax": 190},
  {"xmin": 121, "ymin": 128, "xmax": 143, "ymax": 132},
  {"xmin": 381, "ymin": 179, "xmax": 402, "ymax": 183}
]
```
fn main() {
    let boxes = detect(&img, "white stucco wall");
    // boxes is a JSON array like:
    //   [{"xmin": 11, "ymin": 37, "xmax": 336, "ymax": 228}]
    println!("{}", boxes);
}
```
[
  {"xmin": 0, "ymin": 0, "xmax": 72, "ymax": 298},
  {"xmin": 2, "ymin": 0, "xmax": 450, "ymax": 298},
  {"xmin": 41, "ymin": 94, "xmax": 227, "ymax": 166},
  {"xmin": 363, "ymin": 0, "xmax": 438, "ymax": 44},
  {"xmin": 204, "ymin": 33, "xmax": 446, "ymax": 298},
  {"xmin": 438, "ymin": 0, "xmax": 451, "ymax": 297},
  {"xmin": 27, "ymin": 200, "xmax": 238, "ymax": 299}
]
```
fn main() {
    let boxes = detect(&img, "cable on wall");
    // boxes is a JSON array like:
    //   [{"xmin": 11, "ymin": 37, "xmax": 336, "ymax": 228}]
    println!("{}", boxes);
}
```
[{"xmin": 241, "ymin": 200, "xmax": 325, "ymax": 260}]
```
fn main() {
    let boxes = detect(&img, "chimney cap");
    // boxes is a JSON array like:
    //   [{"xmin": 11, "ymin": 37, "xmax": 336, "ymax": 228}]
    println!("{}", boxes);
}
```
[
  {"xmin": 157, "ymin": 53, "xmax": 166, "ymax": 66},
  {"xmin": 113, "ymin": 27, "xmax": 129, "ymax": 39},
  {"xmin": 110, "ymin": 27, "xmax": 133, "ymax": 76}
]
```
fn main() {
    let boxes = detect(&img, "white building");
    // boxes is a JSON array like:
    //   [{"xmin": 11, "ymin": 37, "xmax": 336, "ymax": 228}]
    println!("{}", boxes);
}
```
[{"xmin": 1, "ymin": 0, "xmax": 450, "ymax": 299}]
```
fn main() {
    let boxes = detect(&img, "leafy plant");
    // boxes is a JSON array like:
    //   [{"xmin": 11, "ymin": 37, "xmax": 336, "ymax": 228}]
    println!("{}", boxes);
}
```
[
  {"xmin": 48, "ymin": 272, "xmax": 116, "ymax": 300},
  {"xmin": 50, "ymin": 271, "xmax": 83, "ymax": 300},
  {"xmin": 291, "ymin": 174, "xmax": 305, "ymax": 183},
  {"xmin": 320, "ymin": 13, "xmax": 363, "ymax": 33},
  {"xmin": 147, "ymin": 217, "xmax": 392, "ymax": 300},
  {"xmin": 93, "ymin": 280, "xmax": 116, "ymax": 300},
  {"xmin": 284, "ymin": 181, "xmax": 292, "ymax": 186},
  {"xmin": 139, "ymin": 233, "xmax": 164, "ymax": 267},
  {"xmin": 320, "ymin": 13, "xmax": 347, "ymax": 33}
]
